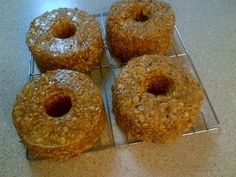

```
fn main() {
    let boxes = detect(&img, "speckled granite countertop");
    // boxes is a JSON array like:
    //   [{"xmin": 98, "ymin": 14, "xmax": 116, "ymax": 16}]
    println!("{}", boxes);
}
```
[{"xmin": 0, "ymin": 0, "xmax": 236, "ymax": 177}]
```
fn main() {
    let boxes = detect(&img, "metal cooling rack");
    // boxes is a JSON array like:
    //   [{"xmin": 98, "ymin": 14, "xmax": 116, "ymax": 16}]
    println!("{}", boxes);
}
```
[{"xmin": 27, "ymin": 12, "xmax": 220, "ymax": 159}]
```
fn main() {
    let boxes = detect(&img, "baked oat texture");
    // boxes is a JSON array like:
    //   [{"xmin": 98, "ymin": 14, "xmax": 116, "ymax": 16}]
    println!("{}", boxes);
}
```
[
  {"xmin": 12, "ymin": 69, "xmax": 105, "ymax": 160},
  {"xmin": 112, "ymin": 55, "xmax": 204, "ymax": 143},
  {"xmin": 26, "ymin": 8, "xmax": 104, "ymax": 73},
  {"xmin": 107, "ymin": 0, "xmax": 175, "ymax": 61}
]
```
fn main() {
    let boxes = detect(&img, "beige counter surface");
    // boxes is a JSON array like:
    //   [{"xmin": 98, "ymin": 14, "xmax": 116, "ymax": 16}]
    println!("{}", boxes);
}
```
[{"xmin": 0, "ymin": 0, "xmax": 236, "ymax": 176}]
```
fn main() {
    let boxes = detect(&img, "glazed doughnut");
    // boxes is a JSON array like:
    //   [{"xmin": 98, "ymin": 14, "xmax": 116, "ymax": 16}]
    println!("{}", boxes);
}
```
[
  {"xmin": 107, "ymin": 0, "xmax": 175, "ymax": 61},
  {"xmin": 26, "ymin": 8, "xmax": 104, "ymax": 72},
  {"xmin": 12, "ymin": 69, "xmax": 105, "ymax": 160},
  {"xmin": 112, "ymin": 55, "xmax": 204, "ymax": 143}
]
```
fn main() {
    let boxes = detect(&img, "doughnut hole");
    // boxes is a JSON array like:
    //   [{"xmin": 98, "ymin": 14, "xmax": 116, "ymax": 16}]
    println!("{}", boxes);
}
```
[
  {"xmin": 133, "ymin": 7, "xmax": 150, "ymax": 22},
  {"xmin": 147, "ymin": 75, "xmax": 172, "ymax": 96},
  {"xmin": 44, "ymin": 93, "xmax": 72, "ymax": 117},
  {"xmin": 52, "ymin": 20, "xmax": 76, "ymax": 39},
  {"xmin": 134, "ymin": 11, "xmax": 149, "ymax": 22}
]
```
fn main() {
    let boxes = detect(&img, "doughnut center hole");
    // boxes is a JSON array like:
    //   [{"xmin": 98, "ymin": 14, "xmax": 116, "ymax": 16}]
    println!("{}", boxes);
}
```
[
  {"xmin": 52, "ymin": 20, "xmax": 76, "ymax": 39},
  {"xmin": 44, "ymin": 94, "xmax": 72, "ymax": 117},
  {"xmin": 147, "ymin": 75, "xmax": 172, "ymax": 96},
  {"xmin": 134, "ymin": 11, "xmax": 149, "ymax": 22}
]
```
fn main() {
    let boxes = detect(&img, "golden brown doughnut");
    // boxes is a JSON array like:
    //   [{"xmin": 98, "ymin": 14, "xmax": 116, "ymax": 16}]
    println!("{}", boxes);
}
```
[
  {"xmin": 107, "ymin": 0, "xmax": 175, "ymax": 61},
  {"xmin": 26, "ymin": 8, "xmax": 104, "ymax": 72},
  {"xmin": 12, "ymin": 69, "xmax": 105, "ymax": 160},
  {"xmin": 112, "ymin": 55, "xmax": 204, "ymax": 143}
]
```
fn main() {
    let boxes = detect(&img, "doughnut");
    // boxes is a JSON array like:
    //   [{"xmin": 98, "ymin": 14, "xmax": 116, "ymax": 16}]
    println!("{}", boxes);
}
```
[
  {"xmin": 107, "ymin": 0, "xmax": 175, "ymax": 61},
  {"xmin": 112, "ymin": 55, "xmax": 204, "ymax": 143},
  {"xmin": 12, "ymin": 69, "xmax": 105, "ymax": 160},
  {"xmin": 26, "ymin": 8, "xmax": 104, "ymax": 72}
]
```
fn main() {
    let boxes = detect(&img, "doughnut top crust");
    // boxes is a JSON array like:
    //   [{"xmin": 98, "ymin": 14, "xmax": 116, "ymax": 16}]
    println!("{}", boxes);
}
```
[
  {"xmin": 108, "ymin": 0, "xmax": 175, "ymax": 35},
  {"xmin": 106, "ymin": 0, "xmax": 175, "ymax": 60},
  {"xmin": 112, "ymin": 55, "xmax": 204, "ymax": 143},
  {"xmin": 12, "ymin": 69, "xmax": 104, "ymax": 147},
  {"xmin": 26, "ymin": 8, "xmax": 101, "ymax": 56}
]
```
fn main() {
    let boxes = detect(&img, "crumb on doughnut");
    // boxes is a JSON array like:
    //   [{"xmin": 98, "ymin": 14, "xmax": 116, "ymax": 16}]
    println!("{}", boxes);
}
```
[
  {"xmin": 12, "ymin": 69, "xmax": 105, "ymax": 160},
  {"xmin": 26, "ymin": 8, "xmax": 104, "ymax": 72},
  {"xmin": 112, "ymin": 55, "xmax": 204, "ymax": 143},
  {"xmin": 107, "ymin": 0, "xmax": 175, "ymax": 61}
]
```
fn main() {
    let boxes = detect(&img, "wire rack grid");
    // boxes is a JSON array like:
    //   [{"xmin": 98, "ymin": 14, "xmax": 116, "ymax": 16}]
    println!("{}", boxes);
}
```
[{"xmin": 27, "ymin": 12, "xmax": 220, "ymax": 159}]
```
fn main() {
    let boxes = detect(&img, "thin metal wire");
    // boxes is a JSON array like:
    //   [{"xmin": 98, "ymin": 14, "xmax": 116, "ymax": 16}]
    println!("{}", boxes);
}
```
[
  {"xmin": 174, "ymin": 26, "xmax": 220, "ymax": 128},
  {"xmin": 100, "ymin": 14, "xmax": 117, "ymax": 79},
  {"xmin": 100, "ymin": 13, "xmax": 129, "ymax": 144},
  {"xmin": 98, "ymin": 59, "xmax": 115, "ymax": 145},
  {"xmin": 27, "ymin": 12, "xmax": 220, "ymax": 160},
  {"xmin": 201, "ymin": 111, "xmax": 209, "ymax": 130}
]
